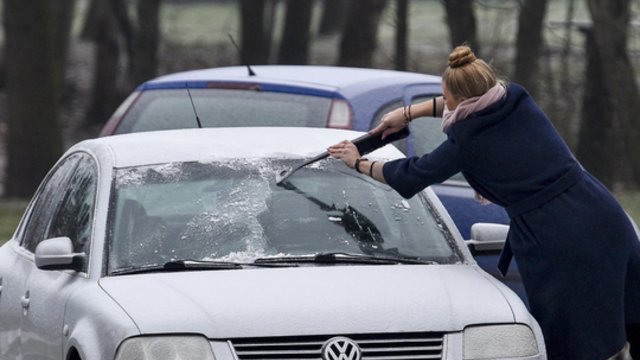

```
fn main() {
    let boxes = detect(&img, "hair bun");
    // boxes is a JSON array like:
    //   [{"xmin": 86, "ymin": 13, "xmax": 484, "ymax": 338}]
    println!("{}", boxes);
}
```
[{"xmin": 448, "ymin": 46, "xmax": 477, "ymax": 68}]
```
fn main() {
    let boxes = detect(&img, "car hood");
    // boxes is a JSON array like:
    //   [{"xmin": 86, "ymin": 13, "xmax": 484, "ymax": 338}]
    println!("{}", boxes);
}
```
[{"xmin": 99, "ymin": 264, "xmax": 515, "ymax": 338}]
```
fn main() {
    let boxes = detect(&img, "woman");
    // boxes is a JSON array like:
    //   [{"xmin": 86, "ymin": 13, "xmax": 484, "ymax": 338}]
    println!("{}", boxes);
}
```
[{"xmin": 328, "ymin": 45, "xmax": 640, "ymax": 360}]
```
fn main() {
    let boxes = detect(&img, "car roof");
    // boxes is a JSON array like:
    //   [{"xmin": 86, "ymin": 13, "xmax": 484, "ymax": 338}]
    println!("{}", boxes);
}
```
[
  {"xmin": 72, "ymin": 127, "xmax": 405, "ymax": 168},
  {"xmin": 143, "ymin": 65, "xmax": 441, "ymax": 94}
]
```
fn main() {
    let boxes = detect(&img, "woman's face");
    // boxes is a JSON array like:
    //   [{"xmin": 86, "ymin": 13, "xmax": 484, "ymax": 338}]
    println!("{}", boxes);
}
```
[{"xmin": 442, "ymin": 84, "xmax": 464, "ymax": 111}]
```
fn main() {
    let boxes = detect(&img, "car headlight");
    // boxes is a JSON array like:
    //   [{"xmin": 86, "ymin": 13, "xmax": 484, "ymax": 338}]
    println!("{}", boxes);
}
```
[
  {"xmin": 115, "ymin": 336, "xmax": 216, "ymax": 360},
  {"xmin": 463, "ymin": 324, "xmax": 539, "ymax": 359}
]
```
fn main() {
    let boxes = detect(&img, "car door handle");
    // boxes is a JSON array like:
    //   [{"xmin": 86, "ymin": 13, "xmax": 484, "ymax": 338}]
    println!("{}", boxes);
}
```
[
  {"xmin": 0, "ymin": 277, "xmax": 3, "ymax": 295},
  {"xmin": 21, "ymin": 291, "xmax": 30, "ymax": 309}
]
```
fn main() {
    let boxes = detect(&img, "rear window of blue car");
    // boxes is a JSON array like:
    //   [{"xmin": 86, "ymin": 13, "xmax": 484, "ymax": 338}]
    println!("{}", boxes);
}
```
[{"xmin": 115, "ymin": 88, "xmax": 334, "ymax": 134}]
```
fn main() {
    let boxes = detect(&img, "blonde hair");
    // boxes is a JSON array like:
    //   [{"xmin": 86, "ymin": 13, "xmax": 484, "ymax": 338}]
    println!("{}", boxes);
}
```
[{"xmin": 442, "ymin": 45, "xmax": 497, "ymax": 100}]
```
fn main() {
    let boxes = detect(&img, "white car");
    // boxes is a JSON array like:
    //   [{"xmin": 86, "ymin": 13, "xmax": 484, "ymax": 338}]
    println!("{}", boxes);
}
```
[{"xmin": 0, "ymin": 128, "xmax": 546, "ymax": 359}]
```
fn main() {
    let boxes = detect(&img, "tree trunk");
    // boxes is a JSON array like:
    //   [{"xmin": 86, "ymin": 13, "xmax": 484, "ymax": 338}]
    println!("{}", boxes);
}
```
[
  {"xmin": 240, "ymin": 0, "xmax": 271, "ymax": 64},
  {"xmin": 338, "ymin": 0, "xmax": 388, "ymax": 67},
  {"xmin": 112, "ymin": 0, "xmax": 135, "ymax": 60},
  {"xmin": 587, "ymin": 0, "xmax": 640, "ymax": 189},
  {"xmin": 443, "ymin": 0, "xmax": 479, "ymax": 53},
  {"xmin": 84, "ymin": 0, "xmax": 121, "ymax": 128},
  {"xmin": 576, "ymin": 27, "xmax": 616, "ymax": 188},
  {"xmin": 278, "ymin": 0, "xmax": 314, "ymax": 64},
  {"xmin": 395, "ymin": 0, "xmax": 409, "ymax": 71},
  {"xmin": 53, "ymin": 0, "xmax": 76, "ymax": 99},
  {"xmin": 513, "ymin": 0, "xmax": 549, "ymax": 98},
  {"xmin": 319, "ymin": 0, "xmax": 349, "ymax": 36},
  {"xmin": 3, "ymin": 0, "xmax": 63, "ymax": 198},
  {"xmin": 130, "ymin": 0, "xmax": 162, "ymax": 87},
  {"xmin": 80, "ymin": 0, "xmax": 100, "ymax": 41},
  {"xmin": 556, "ymin": 0, "xmax": 577, "ymax": 144}
]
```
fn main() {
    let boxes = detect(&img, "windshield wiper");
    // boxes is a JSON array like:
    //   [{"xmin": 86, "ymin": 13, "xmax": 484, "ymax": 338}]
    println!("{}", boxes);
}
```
[
  {"xmin": 254, "ymin": 252, "xmax": 436, "ymax": 265},
  {"xmin": 110, "ymin": 260, "xmax": 242, "ymax": 275},
  {"xmin": 111, "ymin": 259, "xmax": 298, "ymax": 275}
]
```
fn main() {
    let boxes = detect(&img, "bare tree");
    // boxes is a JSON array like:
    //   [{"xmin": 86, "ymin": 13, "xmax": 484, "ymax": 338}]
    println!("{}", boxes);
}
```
[
  {"xmin": 108, "ymin": 0, "xmax": 162, "ymax": 89},
  {"xmin": 586, "ymin": 0, "xmax": 640, "ymax": 189},
  {"xmin": 319, "ymin": 0, "xmax": 350, "ymax": 36},
  {"xmin": 443, "ymin": 0, "xmax": 479, "ymax": 53},
  {"xmin": 577, "ymin": 27, "xmax": 617, "ymax": 188},
  {"xmin": 555, "ymin": 0, "xmax": 577, "ymax": 144},
  {"xmin": 278, "ymin": 0, "xmax": 314, "ymax": 64},
  {"xmin": 338, "ymin": 0, "xmax": 388, "ymax": 67},
  {"xmin": 3, "ymin": 0, "xmax": 63, "ymax": 197},
  {"xmin": 83, "ymin": 0, "xmax": 122, "ymax": 129},
  {"xmin": 513, "ymin": 0, "xmax": 549, "ymax": 98},
  {"xmin": 395, "ymin": 0, "xmax": 409, "ymax": 71},
  {"xmin": 129, "ymin": 0, "xmax": 162, "ymax": 87},
  {"xmin": 53, "ymin": 0, "xmax": 76, "ymax": 98},
  {"xmin": 240, "ymin": 0, "xmax": 272, "ymax": 64},
  {"xmin": 82, "ymin": 0, "xmax": 162, "ymax": 130}
]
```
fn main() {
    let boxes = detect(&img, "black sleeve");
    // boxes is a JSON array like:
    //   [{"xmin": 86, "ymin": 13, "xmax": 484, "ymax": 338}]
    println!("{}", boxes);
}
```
[{"xmin": 382, "ymin": 137, "xmax": 462, "ymax": 198}]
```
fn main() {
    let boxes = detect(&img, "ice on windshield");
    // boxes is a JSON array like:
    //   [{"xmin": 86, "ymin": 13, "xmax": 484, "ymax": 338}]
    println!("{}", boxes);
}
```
[{"xmin": 108, "ymin": 159, "xmax": 459, "ymax": 272}]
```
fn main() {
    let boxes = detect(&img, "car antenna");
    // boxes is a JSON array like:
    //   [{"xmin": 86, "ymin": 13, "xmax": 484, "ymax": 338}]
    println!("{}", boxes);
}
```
[
  {"xmin": 228, "ymin": 33, "xmax": 256, "ymax": 77},
  {"xmin": 185, "ymin": 82, "xmax": 203, "ymax": 129}
]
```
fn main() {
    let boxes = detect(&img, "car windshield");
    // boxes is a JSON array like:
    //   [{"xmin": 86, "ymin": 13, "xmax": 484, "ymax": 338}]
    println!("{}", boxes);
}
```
[
  {"xmin": 107, "ymin": 159, "xmax": 460, "ymax": 273},
  {"xmin": 115, "ymin": 88, "xmax": 333, "ymax": 134}
]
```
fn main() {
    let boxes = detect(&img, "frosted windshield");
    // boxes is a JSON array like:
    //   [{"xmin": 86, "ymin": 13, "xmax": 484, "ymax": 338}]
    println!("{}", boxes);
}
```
[{"xmin": 108, "ymin": 159, "xmax": 459, "ymax": 272}]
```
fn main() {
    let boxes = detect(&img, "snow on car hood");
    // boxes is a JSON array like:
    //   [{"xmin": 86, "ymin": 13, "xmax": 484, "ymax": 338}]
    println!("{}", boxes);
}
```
[{"xmin": 99, "ymin": 264, "xmax": 515, "ymax": 338}]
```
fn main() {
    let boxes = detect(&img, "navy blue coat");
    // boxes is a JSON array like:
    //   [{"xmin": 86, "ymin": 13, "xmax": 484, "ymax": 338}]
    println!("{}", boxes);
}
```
[{"xmin": 383, "ymin": 84, "xmax": 640, "ymax": 359}]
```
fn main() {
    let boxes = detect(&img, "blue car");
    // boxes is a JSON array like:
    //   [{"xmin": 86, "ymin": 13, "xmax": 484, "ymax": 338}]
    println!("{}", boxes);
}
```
[{"xmin": 100, "ymin": 65, "xmax": 517, "ymax": 298}]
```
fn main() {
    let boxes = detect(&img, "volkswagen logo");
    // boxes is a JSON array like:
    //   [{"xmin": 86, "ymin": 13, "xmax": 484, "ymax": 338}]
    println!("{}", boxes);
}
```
[{"xmin": 321, "ymin": 337, "xmax": 362, "ymax": 360}]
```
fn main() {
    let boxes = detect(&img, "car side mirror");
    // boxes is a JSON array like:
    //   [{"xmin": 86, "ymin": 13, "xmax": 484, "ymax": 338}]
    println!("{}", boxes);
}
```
[
  {"xmin": 465, "ymin": 223, "xmax": 509, "ymax": 255},
  {"xmin": 35, "ymin": 237, "xmax": 86, "ymax": 272}
]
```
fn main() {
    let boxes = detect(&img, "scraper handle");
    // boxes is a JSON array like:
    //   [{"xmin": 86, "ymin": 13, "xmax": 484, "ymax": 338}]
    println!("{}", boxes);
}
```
[{"xmin": 352, "ymin": 126, "xmax": 411, "ymax": 155}]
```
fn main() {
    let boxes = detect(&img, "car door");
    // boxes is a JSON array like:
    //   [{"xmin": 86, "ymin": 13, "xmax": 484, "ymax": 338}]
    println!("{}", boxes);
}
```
[
  {"xmin": 0, "ymin": 240, "xmax": 34, "ymax": 359},
  {"xmin": 0, "ymin": 154, "xmax": 81, "ymax": 360},
  {"xmin": 20, "ymin": 153, "xmax": 98, "ymax": 359}
]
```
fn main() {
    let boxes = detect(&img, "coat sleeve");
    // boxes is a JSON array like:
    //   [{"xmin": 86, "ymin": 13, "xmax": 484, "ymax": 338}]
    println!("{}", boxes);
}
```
[{"xmin": 382, "ymin": 137, "xmax": 462, "ymax": 198}]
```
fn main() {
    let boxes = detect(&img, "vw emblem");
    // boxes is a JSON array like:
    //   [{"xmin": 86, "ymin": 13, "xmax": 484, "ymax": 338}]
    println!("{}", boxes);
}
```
[{"xmin": 321, "ymin": 337, "xmax": 362, "ymax": 360}]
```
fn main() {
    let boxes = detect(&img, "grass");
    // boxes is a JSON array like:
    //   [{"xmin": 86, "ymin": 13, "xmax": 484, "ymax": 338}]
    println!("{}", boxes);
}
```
[{"xmin": 0, "ymin": 200, "xmax": 27, "ymax": 246}]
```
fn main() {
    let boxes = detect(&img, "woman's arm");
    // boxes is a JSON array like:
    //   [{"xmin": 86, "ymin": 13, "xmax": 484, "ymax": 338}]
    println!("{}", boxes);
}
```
[
  {"xmin": 327, "ymin": 141, "xmax": 387, "ymax": 184},
  {"xmin": 369, "ymin": 96, "xmax": 443, "ymax": 139}
]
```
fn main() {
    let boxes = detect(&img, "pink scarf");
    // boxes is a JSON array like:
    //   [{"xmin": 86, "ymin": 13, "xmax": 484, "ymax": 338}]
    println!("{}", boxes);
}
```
[
  {"xmin": 441, "ymin": 83, "xmax": 506, "ymax": 204},
  {"xmin": 442, "ymin": 83, "xmax": 506, "ymax": 132}
]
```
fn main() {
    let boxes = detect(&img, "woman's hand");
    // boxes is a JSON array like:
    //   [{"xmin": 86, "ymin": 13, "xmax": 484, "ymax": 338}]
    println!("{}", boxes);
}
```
[
  {"xmin": 327, "ymin": 140, "xmax": 361, "ymax": 168},
  {"xmin": 369, "ymin": 106, "xmax": 408, "ymax": 139}
]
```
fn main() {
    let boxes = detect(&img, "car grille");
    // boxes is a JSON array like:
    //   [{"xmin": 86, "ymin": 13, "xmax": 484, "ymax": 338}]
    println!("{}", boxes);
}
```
[{"xmin": 230, "ymin": 332, "xmax": 444, "ymax": 360}]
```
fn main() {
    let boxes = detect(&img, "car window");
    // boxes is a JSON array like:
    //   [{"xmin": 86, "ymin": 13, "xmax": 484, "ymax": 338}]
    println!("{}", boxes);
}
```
[
  {"xmin": 407, "ymin": 95, "xmax": 447, "ymax": 156},
  {"xmin": 107, "ymin": 160, "xmax": 460, "ymax": 272},
  {"xmin": 371, "ymin": 100, "xmax": 408, "ymax": 154},
  {"xmin": 48, "ymin": 154, "xmax": 97, "ymax": 264},
  {"xmin": 21, "ymin": 155, "xmax": 81, "ymax": 253},
  {"xmin": 115, "ymin": 89, "xmax": 334, "ymax": 134}
]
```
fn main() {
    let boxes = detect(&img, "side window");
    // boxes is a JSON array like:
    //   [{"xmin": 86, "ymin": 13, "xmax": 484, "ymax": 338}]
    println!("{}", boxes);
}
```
[
  {"xmin": 21, "ymin": 155, "xmax": 81, "ymax": 252},
  {"xmin": 409, "ymin": 95, "xmax": 465, "ymax": 182},
  {"xmin": 371, "ymin": 100, "xmax": 408, "ymax": 154},
  {"xmin": 48, "ymin": 155, "xmax": 97, "ymax": 259},
  {"xmin": 409, "ymin": 95, "xmax": 447, "ymax": 157}
]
